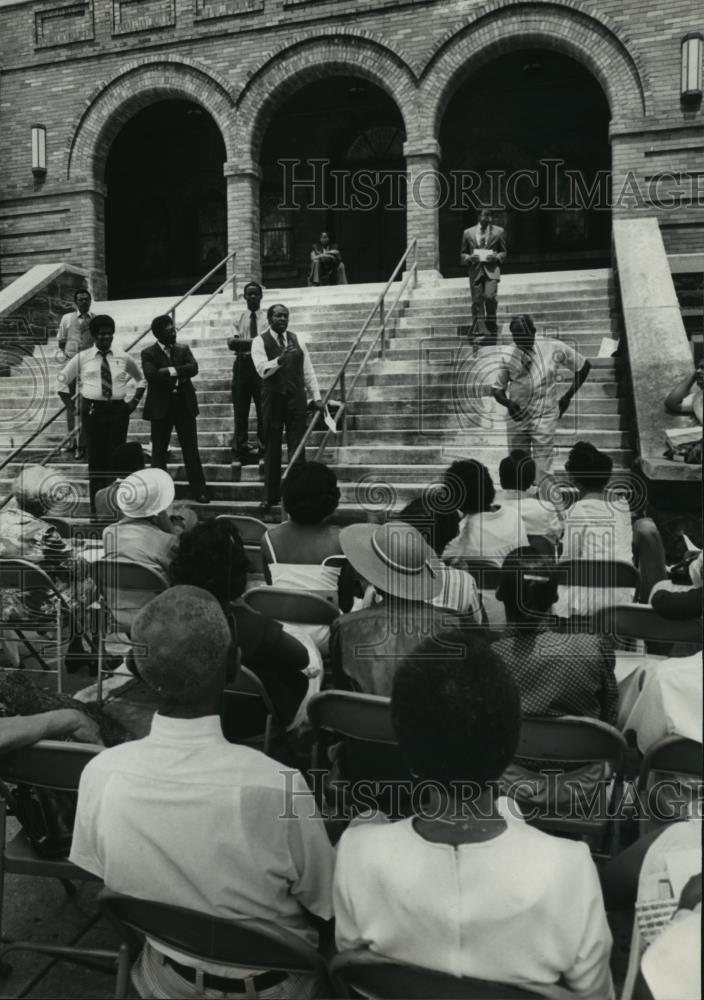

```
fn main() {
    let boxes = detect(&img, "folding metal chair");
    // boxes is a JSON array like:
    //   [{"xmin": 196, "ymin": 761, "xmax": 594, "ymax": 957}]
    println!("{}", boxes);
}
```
[
  {"xmin": 242, "ymin": 587, "xmax": 340, "ymax": 627},
  {"xmin": 442, "ymin": 557, "xmax": 505, "ymax": 591},
  {"xmin": 88, "ymin": 559, "xmax": 169, "ymax": 705},
  {"xmin": 222, "ymin": 665, "xmax": 280, "ymax": 756},
  {"xmin": 216, "ymin": 514, "xmax": 267, "ymax": 577},
  {"xmin": 0, "ymin": 741, "xmax": 118, "ymax": 978},
  {"xmin": 593, "ymin": 604, "xmax": 702, "ymax": 647},
  {"xmin": 99, "ymin": 888, "xmax": 328, "ymax": 999},
  {"xmin": 556, "ymin": 559, "xmax": 640, "ymax": 592},
  {"xmin": 0, "ymin": 558, "xmax": 72, "ymax": 692},
  {"xmin": 330, "ymin": 949, "xmax": 565, "ymax": 999},
  {"xmin": 307, "ymin": 690, "xmax": 410, "ymax": 820},
  {"xmin": 505, "ymin": 716, "xmax": 629, "ymax": 859},
  {"xmin": 637, "ymin": 736, "xmax": 702, "ymax": 835}
]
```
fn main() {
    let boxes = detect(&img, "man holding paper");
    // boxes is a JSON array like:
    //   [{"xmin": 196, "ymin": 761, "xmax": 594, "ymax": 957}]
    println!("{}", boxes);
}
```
[{"xmin": 461, "ymin": 208, "xmax": 507, "ymax": 339}]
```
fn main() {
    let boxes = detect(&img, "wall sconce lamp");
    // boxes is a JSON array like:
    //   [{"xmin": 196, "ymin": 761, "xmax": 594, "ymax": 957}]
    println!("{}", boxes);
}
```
[
  {"xmin": 31, "ymin": 124, "xmax": 47, "ymax": 176},
  {"xmin": 681, "ymin": 34, "xmax": 703, "ymax": 103}
]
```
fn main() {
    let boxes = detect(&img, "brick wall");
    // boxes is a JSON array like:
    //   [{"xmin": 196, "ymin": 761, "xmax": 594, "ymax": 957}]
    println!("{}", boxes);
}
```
[{"xmin": 0, "ymin": 0, "xmax": 701, "ymax": 288}]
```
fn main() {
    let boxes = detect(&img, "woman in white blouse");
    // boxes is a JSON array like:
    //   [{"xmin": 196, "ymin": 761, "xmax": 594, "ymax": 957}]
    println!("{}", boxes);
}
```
[{"xmin": 333, "ymin": 632, "xmax": 614, "ymax": 999}]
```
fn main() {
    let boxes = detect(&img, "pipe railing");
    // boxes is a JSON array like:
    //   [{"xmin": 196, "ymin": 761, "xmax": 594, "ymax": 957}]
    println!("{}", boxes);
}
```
[
  {"xmin": 281, "ymin": 240, "xmax": 418, "ymax": 506},
  {"xmin": 0, "ymin": 250, "xmax": 237, "ymax": 493}
]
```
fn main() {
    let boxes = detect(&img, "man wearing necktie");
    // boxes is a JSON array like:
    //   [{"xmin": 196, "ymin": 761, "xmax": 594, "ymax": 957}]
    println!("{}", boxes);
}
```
[
  {"xmin": 57, "ymin": 315, "xmax": 145, "ymax": 511},
  {"xmin": 56, "ymin": 288, "xmax": 94, "ymax": 458},
  {"xmin": 251, "ymin": 304, "xmax": 324, "ymax": 513},
  {"xmin": 461, "ymin": 208, "xmax": 508, "ymax": 342},
  {"xmin": 228, "ymin": 281, "xmax": 265, "ymax": 465},
  {"xmin": 141, "ymin": 315, "xmax": 209, "ymax": 505}
]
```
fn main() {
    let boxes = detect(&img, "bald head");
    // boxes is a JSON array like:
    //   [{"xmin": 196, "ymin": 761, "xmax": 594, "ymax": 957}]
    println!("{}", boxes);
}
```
[{"xmin": 132, "ymin": 586, "xmax": 232, "ymax": 705}]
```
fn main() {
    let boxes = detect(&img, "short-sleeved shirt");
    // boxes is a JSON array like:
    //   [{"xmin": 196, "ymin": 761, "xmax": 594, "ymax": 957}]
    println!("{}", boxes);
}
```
[
  {"xmin": 494, "ymin": 339, "xmax": 586, "ymax": 415},
  {"xmin": 58, "ymin": 346, "xmax": 145, "ymax": 401},
  {"xmin": 69, "ymin": 714, "xmax": 335, "ymax": 973},
  {"xmin": 58, "ymin": 311, "xmax": 94, "ymax": 359}
]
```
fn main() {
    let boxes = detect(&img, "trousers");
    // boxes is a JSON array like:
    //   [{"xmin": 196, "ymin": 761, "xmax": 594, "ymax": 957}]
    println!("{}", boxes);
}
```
[
  {"xmin": 150, "ymin": 397, "xmax": 206, "ymax": 495},
  {"xmin": 261, "ymin": 389, "xmax": 307, "ymax": 505},
  {"xmin": 507, "ymin": 406, "xmax": 560, "ymax": 482},
  {"xmin": 470, "ymin": 276, "xmax": 498, "ymax": 333},
  {"xmin": 81, "ymin": 399, "xmax": 130, "ymax": 509},
  {"xmin": 232, "ymin": 356, "xmax": 263, "ymax": 456}
]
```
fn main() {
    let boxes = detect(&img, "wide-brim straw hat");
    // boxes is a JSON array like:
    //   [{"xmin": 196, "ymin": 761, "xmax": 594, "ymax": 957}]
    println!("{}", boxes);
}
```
[
  {"xmin": 116, "ymin": 468, "xmax": 175, "ymax": 520},
  {"xmin": 340, "ymin": 521, "xmax": 442, "ymax": 603}
]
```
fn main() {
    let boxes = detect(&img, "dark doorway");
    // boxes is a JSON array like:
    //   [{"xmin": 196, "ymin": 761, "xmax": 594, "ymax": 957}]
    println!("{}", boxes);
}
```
[
  {"xmin": 260, "ymin": 77, "xmax": 406, "ymax": 287},
  {"xmin": 439, "ymin": 50, "xmax": 611, "ymax": 276},
  {"xmin": 105, "ymin": 100, "xmax": 227, "ymax": 299}
]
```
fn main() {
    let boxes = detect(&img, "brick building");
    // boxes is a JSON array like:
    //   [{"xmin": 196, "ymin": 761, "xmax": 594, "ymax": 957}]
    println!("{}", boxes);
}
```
[{"xmin": 0, "ymin": 0, "xmax": 701, "ymax": 298}]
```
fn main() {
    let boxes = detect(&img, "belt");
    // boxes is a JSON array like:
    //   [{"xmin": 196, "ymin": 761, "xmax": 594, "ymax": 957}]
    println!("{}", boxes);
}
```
[
  {"xmin": 83, "ymin": 397, "xmax": 127, "ymax": 404},
  {"xmin": 163, "ymin": 956, "xmax": 288, "ymax": 993}
]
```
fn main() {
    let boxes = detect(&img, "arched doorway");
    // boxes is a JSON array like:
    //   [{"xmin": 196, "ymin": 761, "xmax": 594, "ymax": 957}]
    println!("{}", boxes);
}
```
[
  {"xmin": 259, "ymin": 77, "xmax": 406, "ymax": 287},
  {"xmin": 105, "ymin": 99, "xmax": 226, "ymax": 299},
  {"xmin": 438, "ymin": 49, "xmax": 611, "ymax": 276}
]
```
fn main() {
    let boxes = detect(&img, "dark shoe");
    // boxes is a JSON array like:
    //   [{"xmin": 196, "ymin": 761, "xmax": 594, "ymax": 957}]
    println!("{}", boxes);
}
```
[
  {"xmin": 193, "ymin": 493, "xmax": 210, "ymax": 504},
  {"xmin": 258, "ymin": 502, "xmax": 272, "ymax": 515},
  {"xmin": 73, "ymin": 447, "xmax": 86, "ymax": 461},
  {"xmin": 237, "ymin": 451, "xmax": 260, "ymax": 466}
]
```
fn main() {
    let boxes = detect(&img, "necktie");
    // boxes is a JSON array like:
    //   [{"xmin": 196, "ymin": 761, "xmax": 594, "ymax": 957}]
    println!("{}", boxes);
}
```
[
  {"xmin": 250, "ymin": 312, "xmax": 258, "ymax": 339},
  {"xmin": 99, "ymin": 351, "xmax": 113, "ymax": 399},
  {"xmin": 278, "ymin": 333, "xmax": 286, "ymax": 351},
  {"xmin": 480, "ymin": 232, "xmax": 486, "ymax": 248}
]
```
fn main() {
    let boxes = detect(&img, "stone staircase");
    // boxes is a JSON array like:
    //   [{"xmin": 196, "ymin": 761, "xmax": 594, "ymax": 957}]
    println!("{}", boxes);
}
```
[{"xmin": 0, "ymin": 268, "xmax": 630, "ymax": 523}]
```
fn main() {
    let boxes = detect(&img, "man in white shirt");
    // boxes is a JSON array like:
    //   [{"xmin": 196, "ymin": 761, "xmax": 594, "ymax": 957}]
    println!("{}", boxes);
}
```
[
  {"xmin": 228, "ymin": 281, "xmax": 265, "ymax": 464},
  {"xmin": 252, "ymin": 304, "xmax": 323, "ymax": 513},
  {"xmin": 498, "ymin": 450, "xmax": 563, "ymax": 549},
  {"xmin": 56, "ymin": 288, "xmax": 93, "ymax": 457},
  {"xmin": 492, "ymin": 315, "xmax": 591, "ymax": 482},
  {"xmin": 58, "ymin": 315, "xmax": 145, "ymax": 511},
  {"xmin": 70, "ymin": 586, "xmax": 334, "ymax": 999}
]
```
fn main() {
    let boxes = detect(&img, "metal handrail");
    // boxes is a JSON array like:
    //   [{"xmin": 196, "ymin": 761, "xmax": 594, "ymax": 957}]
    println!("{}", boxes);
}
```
[
  {"xmin": 0, "ymin": 250, "xmax": 237, "ymax": 487},
  {"xmin": 281, "ymin": 240, "xmax": 418, "ymax": 502}
]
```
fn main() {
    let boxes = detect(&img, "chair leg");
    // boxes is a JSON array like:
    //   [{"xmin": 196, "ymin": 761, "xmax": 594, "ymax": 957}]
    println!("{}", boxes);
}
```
[{"xmin": 115, "ymin": 942, "xmax": 131, "ymax": 999}]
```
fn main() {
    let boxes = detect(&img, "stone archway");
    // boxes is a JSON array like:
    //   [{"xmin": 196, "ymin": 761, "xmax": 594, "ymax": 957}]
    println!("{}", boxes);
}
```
[{"xmin": 66, "ymin": 59, "xmax": 235, "ymax": 295}]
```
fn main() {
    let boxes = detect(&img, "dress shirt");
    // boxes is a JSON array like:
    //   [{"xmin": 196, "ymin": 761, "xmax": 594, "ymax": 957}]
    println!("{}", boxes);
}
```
[
  {"xmin": 70, "ymin": 713, "xmax": 335, "ymax": 980},
  {"xmin": 232, "ymin": 308, "xmax": 266, "ymax": 339},
  {"xmin": 251, "ymin": 329, "xmax": 321, "ymax": 400},
  {"xmin": 499, "ymin": 489, "xmax": 564, "ymax": 545},
  {"xmin": 155, "ymin": 341, "xmax": 178, "ymax": 378},
  {"xmin": 334, "ymin": 810, "xmax": 614, "ymax": 999},
  {"xmin": 493, "ymin": 339, "xmax": 586, "ymax": 415},
  {"xmin": 58, "ymin": 345, "xmax": 145, "ymax": 401},
  {"xmin": 58, "ymin": 311, "xmax": 94, "ymax": 358},
  {"xmin": 443, "ymin": 505, "xmax": 529, "ymax": 564}
]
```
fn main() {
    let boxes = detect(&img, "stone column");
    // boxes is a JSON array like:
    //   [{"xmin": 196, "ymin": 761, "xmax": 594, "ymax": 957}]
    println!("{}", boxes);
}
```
[
  {"xmin": 404, "ymin": 139, "xmax": 443, "ymax": 283},
  {"xmin": 225, "ymin": 160, "xmax": 262, "ymax": 291},
  {"xmin": 66, "ymin": 181, "xmax": 108, "ymax": 298}
]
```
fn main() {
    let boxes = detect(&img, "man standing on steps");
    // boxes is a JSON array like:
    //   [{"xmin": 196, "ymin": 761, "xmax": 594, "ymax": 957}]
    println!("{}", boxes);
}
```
[
  {"xmin": 57, "ymin": 315, "xmax": 145, "ymax": 512},
  {"xmin": 228, "ymin": 281, "xmax": 265, "ymax": 465},
  {"xmin": 141, "ymin": 315, "xmax": 210, "ymax": 505},
  {"xmin": 492, "ymin": 314, "xmax": 591, "ymax": 483},
  {"xmin": 461, "ymin": 208, "xmax": 507, "ymax": 341},
  {"xmin": 56, "ymin": 288, "xmax": 94, "ymax": 459},
  {"xmin": 252, "ymin": 304, "xmax": 324, "ymax": 513}
]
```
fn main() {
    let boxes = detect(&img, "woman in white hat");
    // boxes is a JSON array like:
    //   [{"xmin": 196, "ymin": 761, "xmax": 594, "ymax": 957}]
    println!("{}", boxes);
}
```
[{"xmin": 102, "ymin": 468, "xmax": 179, "ymax": 582}]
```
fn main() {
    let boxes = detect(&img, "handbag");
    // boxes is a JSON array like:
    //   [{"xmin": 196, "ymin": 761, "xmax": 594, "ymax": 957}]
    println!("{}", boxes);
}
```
[{"xmin": 0, "ymin": 779, "xmax": 77, "ymax": 859}]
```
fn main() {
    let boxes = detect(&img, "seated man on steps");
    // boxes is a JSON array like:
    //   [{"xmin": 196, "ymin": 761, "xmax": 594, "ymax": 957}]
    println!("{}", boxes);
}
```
[{"xmin": 70, "ymin": 586, "xmax": 335, "ymax": 999}]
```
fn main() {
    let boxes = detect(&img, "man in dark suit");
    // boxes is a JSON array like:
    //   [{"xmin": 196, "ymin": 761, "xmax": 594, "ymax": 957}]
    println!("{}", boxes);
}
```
[
  {"xmin": 141, "ymin": 315, "xmax": 209, "ymax": 504},
  {"xmin": 461, "ymin": 209, "xmax": 507, "ymax": 339}
]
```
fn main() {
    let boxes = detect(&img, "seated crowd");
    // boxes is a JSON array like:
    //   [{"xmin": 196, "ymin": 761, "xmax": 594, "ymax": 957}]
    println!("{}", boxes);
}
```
[{"xmin": 0, "ymin": 438, "xmax": 701, "ymax": 1000}]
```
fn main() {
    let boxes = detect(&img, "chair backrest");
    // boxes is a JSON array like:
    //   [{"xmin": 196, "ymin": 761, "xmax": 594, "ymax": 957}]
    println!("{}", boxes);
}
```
[
  {"xmin": 89, "ymin": 558, "xmax": 169, "ymax": 635},
  {"xmin": 42, "ymin": 516, "xmax": 104, "ymax": 545},
  {"xmin": 99, "ymin": 889, "xmax": 327, "ymax": 977},
  {"xmin": 307, "ymin": 691, "xmax": 410, "ymax": 809},
  {"xmin": 221, "ymin": 665, "xmax": 276, "ymax": 742},
  {"xmin": 593, "ymin": 604, "xmax": 702, "ymax": 645},
  {"xmin": 445, "ymin": 558, "xmax": 504, "ymax": 590},
  {"xmin": 330, "ymin": 950, "xmax": 554, "ymax": 999},
  {"xmin": 0, "ymin": 740, "xmax": 102, "ymax": 791},
  {"xmin": 638, "ymin": 736, "xmax": 702, "ymax": 791},
  {"xmin": 0, "ymin": 557, "xmax": 68, "ymax": 626},
  {"xmin": 322, "ymin": 554, "xmax": 348, "ymax": 570},
  {"xmin": 514, "ymin": 716, "xmax": 628, "ymax": 774},
  {"xmin": 243, "ymin": 587, "xmax": 339, "ymax": 626},
  {"xmin": 556, "ymin": 560, "xmax": 640, "ymax": 591}
]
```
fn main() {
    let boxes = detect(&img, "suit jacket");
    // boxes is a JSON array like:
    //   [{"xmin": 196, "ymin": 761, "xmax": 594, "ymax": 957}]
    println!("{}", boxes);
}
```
[
  {"xmin": 141, "ymin": 342, "xmax": 199, "ymax": 421},
  {"xmin": 461, "ymin": 224, "xmax": 507, "ymax": 282}
]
